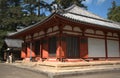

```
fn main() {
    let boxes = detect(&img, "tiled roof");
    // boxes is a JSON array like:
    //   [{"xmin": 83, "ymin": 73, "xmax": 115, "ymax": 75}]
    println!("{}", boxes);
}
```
[
  {"xmin": 5, "ymin": 38, "xmax": 23, "ymax": 48},
  {"xmin": 59, "ymin": 4, "xmax": 120, "ymax": 29},
  {"xmin": 8, "ymin": 4, "xmax": 120, "ymax": 38}
]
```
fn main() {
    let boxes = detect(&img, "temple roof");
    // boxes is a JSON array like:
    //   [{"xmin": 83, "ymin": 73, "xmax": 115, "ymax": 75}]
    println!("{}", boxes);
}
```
[
  {"xmin": 9, "ymin": 4, "xmax": 120, "ymax": 38},
  {"xmin": 64, "ymin": 4, "xmax": 104, "ymax": 20},
  {"xmin": 58, "ymin": 4, "xmax": 120, "ymax": 29}
]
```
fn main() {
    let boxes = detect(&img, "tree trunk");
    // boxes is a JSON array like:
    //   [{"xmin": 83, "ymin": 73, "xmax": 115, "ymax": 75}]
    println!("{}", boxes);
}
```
[{"xmin": 38, "ymin": 0, "xmax": 40, "ymax": 16}]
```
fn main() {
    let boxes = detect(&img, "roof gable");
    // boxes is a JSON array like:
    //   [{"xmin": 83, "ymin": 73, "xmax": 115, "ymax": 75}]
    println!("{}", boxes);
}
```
[
  {"xmin": 58, "ymin": 4, "xmax": 120, "ymax": 30},
  {"xmin": 64, "ymin": 4, "xmax": 104, "ymax": 20}
]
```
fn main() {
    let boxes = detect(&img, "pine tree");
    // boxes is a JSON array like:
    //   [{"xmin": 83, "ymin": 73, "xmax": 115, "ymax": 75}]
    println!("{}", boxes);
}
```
[
  {"xmin": 35, "ymin": 0, "xmax": 50, "ymax": 16},
  {"xmin": 107, "ymin": 1, "xmax": 120, "ymax": 22},
  {"xmin": 51, "ymin": 0, "xmax": 87, "ymax": 9}
]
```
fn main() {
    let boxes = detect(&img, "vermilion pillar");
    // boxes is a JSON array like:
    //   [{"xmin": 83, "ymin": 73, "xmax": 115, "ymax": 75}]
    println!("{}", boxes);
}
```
[
  {"xmin": 39, "ymin": 43, "xmax": 42, "ymax": 61},
  {"xmin": 80, "ymin": 29, "xmax": 88, "ymax": 58},
  {"xmin": 27, "ymin": 43, "xmax": 30, "ymax": 58},
  {"xmin": 42, "ymin": 38, "xmax": 49, "ymax": 58},
  {"xmin": 80, "ymin": 37, "xmax": 88, "ymax": 58},
  {"xmin": 56, "ymin": 36, "xmax": 65, "ymax": 61},
  {"xmin": 26, "ymin": 42, "xmax": 35, "ymax": 58},
  {"xmin": 21, "ymin": 43, "xmax": 27, "ymax": 58},
  {"xmin": 61, "ymin": 38, "xmax": 66, "ymax": 59}
]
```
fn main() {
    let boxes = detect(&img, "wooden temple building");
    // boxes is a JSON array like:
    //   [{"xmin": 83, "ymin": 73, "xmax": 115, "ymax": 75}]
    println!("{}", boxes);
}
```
[
  {"xmin": 9, "ymin": 4, "xmax": 120, "ymax": 62},
  {"xmin": 2, "ymin": 38, "xmax": 23, "ymax": 61}
]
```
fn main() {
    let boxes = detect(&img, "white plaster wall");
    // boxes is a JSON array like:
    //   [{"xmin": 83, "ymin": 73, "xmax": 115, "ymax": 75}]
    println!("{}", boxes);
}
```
[
  {"xmin": 107, "ymin": 40, "xmax": 119, "ymax": 57},
  {"xmin": 47, "ymin": 28, "xmax": 52, "ymax": 33},
  {"xmin": 107, "ymin": 32, "xmax": 112, "ymax": 36},
  {"xmin": 96, "ymin": 30, "xmax": 104, "ymax": 35},
  {"xmin": 25, "ymin": 36, "xmax": 29, "ymax": 39},
  {"xmin": 63, "ymin": 25, "xmax": 72, "ymax": 30},
  {"xmin": 73, "ymin": 27, "xmax": 82, "ymax": 32},
  {"xmin": 39, "ymin": 31, "xmax": 45, "ymax": 35},
  {"xmin": 88, "ymin": 38, "xmax": 105, "ymax": 57},
  {"xmin": 113, "ymin": 33, "xmax": 118, "ymax": 37},
  {"xmin": 28, "ymin": 35, "xmax": 31, "ymax": 38},
  {"xmin": 53, "ymin": 26, "xmax": 59, "ymax": 31},
  {"xmin": 85, "ymin": 29, "xmax": 94, "ymax": 34},
  {"xmin": 33, "ymin": 32, "xmax": 39, "ymax": 37}
]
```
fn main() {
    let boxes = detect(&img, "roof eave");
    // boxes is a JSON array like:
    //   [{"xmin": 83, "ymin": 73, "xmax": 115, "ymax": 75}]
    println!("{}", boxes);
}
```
[
  {"xmin": 56, "ymin": 13, "xmax": 120, "ymax": 32},
  {"xmin": 8, "ymin": 12, "xmax": 58, "ymax": 38}
]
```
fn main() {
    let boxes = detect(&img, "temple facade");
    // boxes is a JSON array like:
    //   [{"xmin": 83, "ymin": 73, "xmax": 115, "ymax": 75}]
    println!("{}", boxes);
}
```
[{"xmin": 9, "ymin": 4, "xmax": 120, "ymax": 62}]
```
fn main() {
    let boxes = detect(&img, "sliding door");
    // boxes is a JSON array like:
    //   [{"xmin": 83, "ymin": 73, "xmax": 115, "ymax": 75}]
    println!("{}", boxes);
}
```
[{"xmin": 66, "ymin": 36, "xmax": 80, "ymax": 58}]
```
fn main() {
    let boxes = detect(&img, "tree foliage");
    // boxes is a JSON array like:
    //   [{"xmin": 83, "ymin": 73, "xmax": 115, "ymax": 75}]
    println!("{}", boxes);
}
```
[
  {"xmin": 0, "ymin": 0, "xmax": 49, "ymax": 31},
  {"xmin": 51, "ymin": 0, "xmax": 87, "ymax": 9},
  {"xmin": 0, "ymin": 0, "xmax": 86, "ymax": 31},
  {"xmin": 107, "ymin": 1, "xmax": 120, "ymax": 22},
  {"xmin": 0, "ymin": 0, "xmax": 86, "ymax": 49},
  {"xmin": 0, "ymin": 0, "xmax": 48, "ymax": 49}
]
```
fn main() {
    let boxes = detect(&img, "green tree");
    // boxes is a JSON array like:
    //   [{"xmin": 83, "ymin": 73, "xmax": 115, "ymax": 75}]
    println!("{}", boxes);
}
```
[
  {"xmin": 23, "ymin": 0, "xmax": 36, "ymax": 15},
  {"xmin": 51, "ymin": 0, "xmax": 87, "ymax": 9},
  {"xmin": 107, "ymin": 1, "xmax": 120, "ymax": 22},
  {"xmin": 0, "ymin": 0, "xmax": 9, "ymax": 29},
  {"xmin": 0, "ymin": 0, "xmax": 48, "ymax": 59},
  {"xmin": 0, "ymin": 0, "xmax": 23, "ymax": 30},
  {"xmin": 22, "ymin": 0, "xmax": 48, "ymax": 26},
  {"xmin": 35, "ymin": 0, "xmax": 50, "ymax": 16}
]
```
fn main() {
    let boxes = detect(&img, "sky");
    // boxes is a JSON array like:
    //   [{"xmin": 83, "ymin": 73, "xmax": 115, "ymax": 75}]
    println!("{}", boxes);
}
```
[
  {"xmin": 82, "ymin": 0, "xmax": 120, "ymax": 18},
  {"xmin": 45, "ymin": 0, "xmax": 120, "ymax": 18}
]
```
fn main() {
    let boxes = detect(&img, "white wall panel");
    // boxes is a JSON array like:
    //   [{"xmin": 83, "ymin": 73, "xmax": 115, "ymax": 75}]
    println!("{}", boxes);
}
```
[
  {"xmin": 39, "ymin": 31, "xmax": 45, "ymax": 35},
  {"xmin": 88, "ymin": 38, "xmax": 105, "ymax": 57},
  {"xmin": 63, "ymin": 31, "xmax": 82, "ymax": 35},
  {"xmin": 73, "ymin": 27, "xmax": 82, "ymax": 32},
  {"xmin": 113, "ymin": 33, "xmax": 118, "ymax": 37},
  {"xmin": 107, "ymin": 40, "xmax": 119, "ymax": 57},
  {"xmin": 96, "ymin": 30, "xmax": 104, "ymax": 35},
  {"xmin": 85, "ymin": 29, "xmax": 94, "ymax": 34},
  {"xmin": 63, "ymin": 25, "xmax": 72, "ymax": 30},
  {"xmin": 107, "ymin": 32, "xmax": 112, "ymax": 36},
  {"xmin": 47, "ymin": 28, "xmax": 52, "ymax": 33},
  {"xmin": 53, "ymin": 26, "xmax": 59, "ymax": 31}
]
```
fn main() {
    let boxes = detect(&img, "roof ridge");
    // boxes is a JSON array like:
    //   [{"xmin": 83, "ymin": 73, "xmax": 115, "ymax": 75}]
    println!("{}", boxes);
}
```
[
  {"xmin": 66, "ymin": 12, "xmax": 113, "ymax": 23},
  {"xmin": 63, "ymin": 4, "xmax": 107, "ymax": 20},
  {"xmin": 64, "ymin": 4, "xmax": 78, "ymax": 11}
]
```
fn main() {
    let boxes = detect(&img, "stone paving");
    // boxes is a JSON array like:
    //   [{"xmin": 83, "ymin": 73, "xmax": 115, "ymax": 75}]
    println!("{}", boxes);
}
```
[{"xmin": 6, "ymin": 60, "xmax": 120, "ymax": 78}]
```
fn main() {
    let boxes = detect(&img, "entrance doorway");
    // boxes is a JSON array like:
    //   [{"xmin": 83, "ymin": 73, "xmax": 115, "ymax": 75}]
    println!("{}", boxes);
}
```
[
  {"xmin": 48, "ymin": 36, "xmax": 57, "ymax": 57},
  {"xmin": 66, "ymin": 36, "xmax": 80, "ymax": 58}
]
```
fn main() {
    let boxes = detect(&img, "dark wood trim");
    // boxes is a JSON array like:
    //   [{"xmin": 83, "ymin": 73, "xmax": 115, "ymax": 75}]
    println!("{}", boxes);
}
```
[
  {"xmin": 119, "ymin": 34, "xmax": 120, "ymax": 57},
  {"xmin": 86, "ymin": 36, "xmax": 105, "ymax": 39},
  {"xmin": 63, "ymin": 29, "xmax": 82, "ymax": 33},
  {"xmin": 62, "ymin": 29, "xmax": 119, "ymax": 39},
  {"xmin": 33, "ymin": 30, "xmax": 59, "ymax": 40},
  {"xmin": 106, "ymin": 38, "xmax": 119, "ymax": 41},
  {"xmin": 104, "ymin": 32, "xmax": 108, "ymax": 60},
  {"xmin": 40, "ymin": 39, "xmax": 42, "ymax": 60},
  {"xmin": 85, "ymin": 33, "xmax": 104, "ymax": 36}
]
